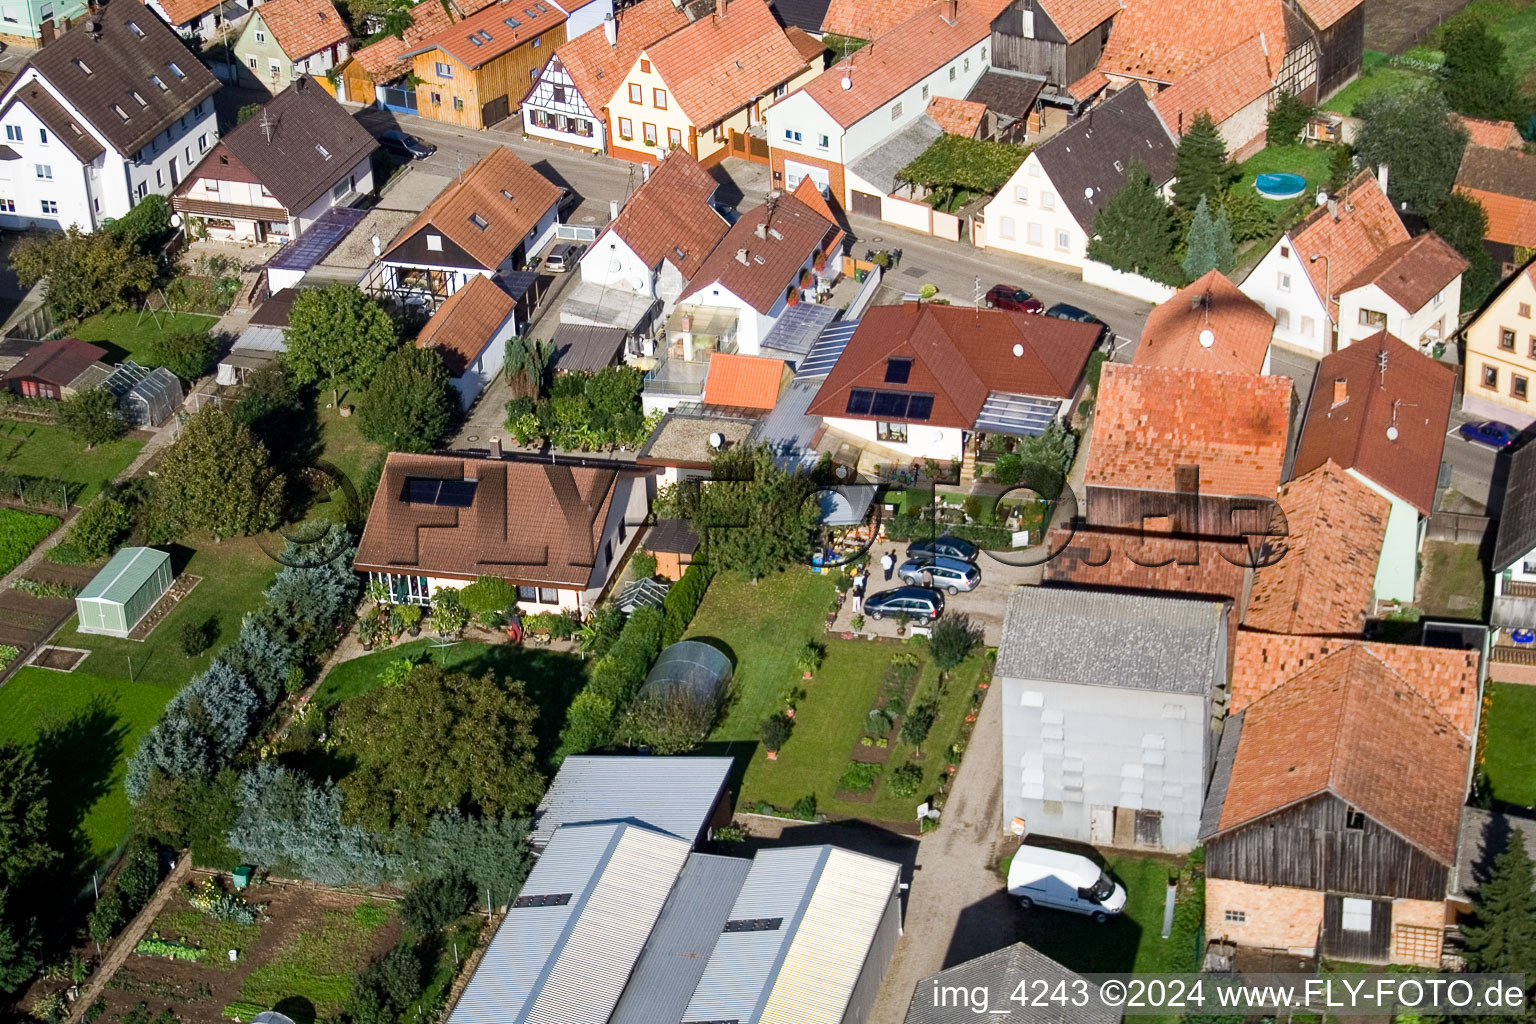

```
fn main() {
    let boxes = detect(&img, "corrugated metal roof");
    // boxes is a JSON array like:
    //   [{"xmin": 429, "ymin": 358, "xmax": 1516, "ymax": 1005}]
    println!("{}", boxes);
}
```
[
  {"xmin": 609, "ymin": 854, "xmax": 755, "ymax": 1024},
  {"xmin": 530, "ymin": 756, "xmax": 734, "ymax": 848},
  {"xmin": 996, "ymin": 588, "xmax": 1225, "ymax": 695},
  {"xmin": 77, "ymin": 547, "xmax": 171, "ymax": 604},
  {"xmin": 684, "ymin": 845, "xmax": 902, "ymax": 1024},
  {"xmin": 447, "ymin": 822, "xmax": 691, "ymax": 1024},
  {"xmin": 903, "ymin": 943, "xmax": 1121, "ymax": 1024}
]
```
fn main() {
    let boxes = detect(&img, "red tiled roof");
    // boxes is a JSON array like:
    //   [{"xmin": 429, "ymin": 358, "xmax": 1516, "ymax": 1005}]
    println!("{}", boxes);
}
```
[
  {"xmin": 416, "ymin": 275, "xmax": 516, "ymax": 376},
  {"xmin": 144, "ymin": 0, "xmax": 219, "ymax": 28},
  {"xmin": 1150, "ymin": 33, "xmax": 1273, "ymax": 135},
  {"xmin": 416, "ymin": 0, "xmax": 566, "ymax": 70},
  {"xmin": 1292, "ymin": 330, "xmax": 1454, "ymax": 515},
  {"xmin": 805, "ymin": 302, "xmax": 1100, "ymax": 428},
  {"xmin": 797, "ymin": 0, "xmax": 1012, "ymax": 128},
  {"xmin": 1066, "ymin": 68, "xmax": 1108, "ymax": 101},
  {"xmin": 1231, "ymin": 633, "xmax": 1480, "ymax": 735},
  {"xmin": 600, "ymin": 149, "xmax": 728, "ymax": 278},
  {"xmin": 384, "ymin": 147, "xmax": 562, "ymax": 271},
  {"xmin": 645, "ymin": 0, "xmax": 806, "ymax": 127},
  {"xmin": 352, "ymin": 0, "xmax": 501, "ymax": 81},
  {"xmin": 926, "ymin": 95, "xmax": 987, "ymax": 137},
  {"xmin": 1098, "ymin": 0, "xmax": 1289, "ymax": 84},
  {"xmin": 1455, "ymin": 115, "xmax": 1524, "ymax": 151},
  {"xmin": 1218, "ymin": 641, "xmax": 1473, "ymax": 863},
  {"xmin": 677, "ymin": 190, "xmax": 837, "ymax": 313},
  {"xmin": 1338, "ymin": 231, "xmax": 1467, "ymax": 313},
  {"xmin": 354, "ymin": 453, "xmax": 638, "ymax": 588},
  {"xmin": 819, "ymin": 0, "xmax": 929, "ymax": 41},
  {"xmin": 784, "ymin": 25, "xmax": 828, "ymax": 63},
  {"xmin": 702, "ymin": 353, "xmax": 788, "ymax": 409},
  {"xmin": 1036, "ymin": 0, "xmax": 1119, "ymax": 41},
  {"xmin": 1135, "ymin": 270, "xmax": 1274, "ymax": 375},
  {"xmin": 1290, "ymin": 170, "xmax": 1409, "ymax": 322},
  {"xmin": 255, "ymin": 0, "xmax": 349, "ymax": 60},
  {"xmin": 1291, "ymin": 0, "xmax": 1363, "ymax": 29},
  {"xmin": 554, "ymin": 0, "xmax": 692, "ymax": 110},
  {"xmin": 1244, "ymin": 459, "xmax": 1388, "ymax": 637},
  {"xmin": 1043, "ymin": 525, "xmax": 1250, "ymax": 607},
  {"xmin": 1085, "ymin": 363, "xmax": 1291, "ymax": 498},
  {"xmin": 791, "ymin": 173, "xmax": 842, "ymax": 227},
  {"xmin": 1456, "ymin": 146, "xmax": 1536, "ymax": 249},
  {"xmin": 1, "ymin": 338, "xmax": 107, "ymax": 388}
]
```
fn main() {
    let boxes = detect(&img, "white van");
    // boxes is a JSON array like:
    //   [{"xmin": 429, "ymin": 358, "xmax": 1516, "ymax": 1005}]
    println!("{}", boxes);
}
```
[{"xmin": 1007, "ymin": 845, "xmax": 1128, "ymax": 922}]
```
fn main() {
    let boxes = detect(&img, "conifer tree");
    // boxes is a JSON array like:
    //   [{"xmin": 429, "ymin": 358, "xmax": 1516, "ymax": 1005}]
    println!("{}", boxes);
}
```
[{"xmin": 1172, "ymin": 113, "xmax": 1237, "ymax": 214}]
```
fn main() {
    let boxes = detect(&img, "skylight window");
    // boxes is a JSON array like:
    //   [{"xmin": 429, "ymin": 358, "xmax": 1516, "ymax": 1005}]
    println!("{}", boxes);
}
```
[
  {"xmin": 168, "ymin": 62, "xmax": 186, "ymax": 78},
  {"xmin": 500, "ymin": 188, "xmax": 514, "ymax": 200},
  {"xmin": 469, "ymin": 213, "xmax": 488, "ymax": 229},
  {"xmin": 127, "ymin": 19, "xmax": 144, "ymax": 36},
  {"xmin": 504, "ymin": 15, "xmax": 520, "ymax": 26},
  {"xmin": 478, "ymin": 29, "xmax": 492, "ymax": 40},
  {"xmin": 316, "ymin": 143, "xmax": 331, "ymax": 158},
  {"xmin": 111, "ymin": 103, "xmax": 129, "ymax": 120},
  {"xmin": 469, "ymin": 34, "xmax": 482, "ymax": 44},
  {"xmin": 150, "ymin": 74, "xmax": 166, "ymax": 91},
  {"xmin": 130, "ymin": 90, "xmax": 147, "ymax": 107},
  {"xmin": 73, "ymin": 58, "xmax": 91, "ymax": 74}
]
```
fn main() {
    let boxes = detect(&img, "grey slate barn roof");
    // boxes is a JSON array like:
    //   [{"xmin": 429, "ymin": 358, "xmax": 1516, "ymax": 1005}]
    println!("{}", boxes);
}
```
[
  {"xmin": 966, "ymin": 69, "xmax": 1046, "ymax": 121},
  {"xmin": 1199, "ymin": 708, "xmax": 1244, "ymax": 838},
  {"xmin": 1493, "ymin": 441, "xmax": 1536, "ymax": 573},
  {"xmin": 848, "ymin": 115, "xmax": 944, "ymax": 196},
  {"xmin": 904, "ymin": 943, "xmax": 1122, "ymax": 1024},
  {"xmin": 770, "ymin": 0, "xmax": 833, "ymax": 34},
  {"xmin": 15, "ymin": 0, "xmax": 220, "ymax": 158},
  {"xmin": 996, "ymin": 587, "xmax": 1226, "ymax": 695},
  {"xmin": 548, "ymin": 323, "xmax": 627, "ymax": 374},
  {"xmin": 1031, "ymin": 85, "xmax": 1177, "ymax": 235},
  {"xmin": 529, "ymin": 754, "xmax": 734, "ymax": 848},
  {"xmin": 608, "ymin": 853, "xmax": 754, "ymax": 1024}
]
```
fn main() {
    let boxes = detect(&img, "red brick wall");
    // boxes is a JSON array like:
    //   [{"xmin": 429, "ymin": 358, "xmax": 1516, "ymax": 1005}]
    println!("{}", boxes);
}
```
[{"xmin": 1206, "ymin": 878, "xmax": 1325, "ymax": 954}]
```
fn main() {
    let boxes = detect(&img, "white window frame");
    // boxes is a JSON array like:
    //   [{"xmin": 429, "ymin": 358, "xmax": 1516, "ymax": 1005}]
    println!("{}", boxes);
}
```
[{"xmin": 1339, "ymin": 898, "xmax": 1372, "ymax": 933}]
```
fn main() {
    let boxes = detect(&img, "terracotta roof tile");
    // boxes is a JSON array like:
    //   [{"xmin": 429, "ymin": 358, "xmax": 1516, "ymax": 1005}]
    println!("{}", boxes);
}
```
[
  {"xmin": 1218, "ymin": 640, "xmax": 1473, "ymax": 862},
  {"xmin": 790, "ymin": 173, "xmax": 841, "ymax": 227},
  {"xmin": 255, "ymin": 0, "xmax": 349, "ymax": 60},
  {"xmin": 1244, "ymin": 459, "xmax": 1388, "ymax": 637},
  {"xmin": 1292, "ymin": 330, "xmax": 1453, "ymax": 515},
  {"xmin": 143, "ymin": 0, "xmax": 219, "ymax": 28},
  {"xmin": 553, "ymin": 0, "xmax": 692, "ymax": 110},
  {"xmin": 1338, "ymin": 231, "xmax": 1467, "ymax": 312},
  {"xmin": 677, "ymin": 190, "xmax": 837, "ymax": 313},
  {"xmin": 645, "ymin": 0, "xmax": 805, "ymax": 127},
  {"xmin": 819, "ymin": 0, "xmax": 928, "ymax": 41},
  {"xmin": 1035, "ymin": 0, "xmax": 1119, "ymax": 41},
  {"xmin": 926, "ymin": 95, "xmax": 986, "ymax": 137},
  {"xmin": 784, "ymin": 25, "xmax": 828, "ymax": 63},
  {"xmin": 1085, "ymin": 363, "xmax": 1291, "ymax": 498},
  {"xmin": 1231, "ymin": 633, "xmax": 1480, "ymax": 735},
  {"xmin": 1066, "ymin": 68, "xmax": 1107, "ymax": 101},
  {"xmin": 384, "ymin": 146, "xmax": 562, "ymax": 271},
  {"xmin": 1457, "ymin": 146, "xmax": 1536, "ymax": 248},
  {"xmin": 600, "ymin": 149, "xmax": 728, "ymax": 278},
  {"xmin": 416, "ymin": 275, "xmax": 517, "ymax": 376},
  {"xmin": 797, "ymin": 0, "xmax": 1012, "ymax": 128},
  {"xmin": 1150, "ymin": 33, "xmax": 1273, "ymax": 135},
  {"xmin": 1290, "ymin": 170, "xmax": 1409, "ymax": 321},
  {"xmin": 1043, "ymin": 525, "xmax": 1250, "ymax": 607},
  {"xmin": 702, "ymin": 352, "xmax": 788, "ymax": 408},
  {"xmin": 1455, "ymin": 115, "xmax": 1524, "ymax": 151},
  {"xmin": 416, "ymin": 0, "xmax": 565, "ymax": 70},
  {"xmin": 352, "ymin": 0, "xmax": 501, "ymax": 81},
  {"xmin": 354, "ymin": 453, "xmax": 639, "ymax": 587},
  {"xmin": 1135, "ymin": 270, "xmax": 1274, "ymax": 375},
  {"xmin": 1291, "ymin": 0, "xmax": 1362, "ymax": 29},
  {"xmin": 806, "ymin": 303, "xmax": 1100, "ymax": 427},
  {"xmin": 1098, "ymin": 0, "xmax": 1289, "ymax": 84}
]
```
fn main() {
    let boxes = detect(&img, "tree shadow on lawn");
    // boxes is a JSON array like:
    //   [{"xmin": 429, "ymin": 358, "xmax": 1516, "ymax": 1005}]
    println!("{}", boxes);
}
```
[
  {"xmin": 31, "ymin": 694, "xmax": 129, "ymax": 878},
  {"xmin": 455, "ymin": 644, "xmax": 587, "ymax": 769}
]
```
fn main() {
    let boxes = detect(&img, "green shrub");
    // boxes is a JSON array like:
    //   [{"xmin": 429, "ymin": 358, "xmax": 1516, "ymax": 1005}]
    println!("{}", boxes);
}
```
[
  {"xmin": 630, "ymin": 550, "xmax": 658, "ymax": 579},
  {"xmin": 931, "ymin": 613, "xmax": 981, "ymax": 671},
  {"xmin": 0, "ymin": 645, "xmax": 18, "ymax": 669},
  {"xmin": 400, "ymin": 874, "xmax": 472, "ymax": 935},
  {"xmin": 144, "ymin": 328, "xmax": 218, "ymax": 381},
  {"xmin": 838, "ymin": 761, "xmax": 882, "ymax": 793},
  {"xmin": 457, "ymin": 575, "xmax": 516, "ymax": 615},
  {"xmin": 661, "ymin": 561, "xmax": 712, "ymax": 646},
  {"xmin": 558, "ymin": 690, "xmax": 617, "ymax": 757},
  {"xmin": 117, "ymin": 834, "xmax": 161, "ymax": 912},
  {"xmin": 889, "ymin": 763, "xmax": 925, "ymax": 798},
  {"xmin": 58, "ymin": 388, "xmax": 127, "ymax": 447},
  {"xmin": 901, "ymin": 702, "xmax": 937, "ymax": 751},
  {"xmin": 791, "ymin": 794, "xmax": 816, "ymax": 820},
  {"xmin": 587, "ymin": 605, "xmax": 663, "ymax": 702},
  {"xmin": 88, "ymin": 889, "xmax": 125, "ymax": 945},
  {"xmin": 761, "ymin": 713, "xmax": 792, "ymax": 752},
  {"xmin": 134, "ymin": 938, "xmax": 205, "ymax": 961},
  {"xmin": 993, "ymin": 453, "xmax": 1023, "ymax": 486},
  {"xmin": 178, "ymin": 617, "xmax": 218, "ymax": 657},
  {"xmin": 67, "ymin": 493, "xmax": 134, "ymax": 561}
]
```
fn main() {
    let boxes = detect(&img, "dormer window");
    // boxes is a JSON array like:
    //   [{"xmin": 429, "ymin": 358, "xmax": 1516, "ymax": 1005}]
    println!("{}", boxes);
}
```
[
  {"xmin": 111, "ymin": 104, "xmax": 129, "ymax": 120},
  {"xmin": 73, "ymin": 58, "xmax": 91, "ymax": 74},
  {"xmin": 469, "ymin": 213, "xmax": 488, "ymax": 229},
  {"xmin": 127, "ymin": 19, "xmax": 144, "ymax": 35},
  {"xmin": 150, "ymin": 74, "xmax": 166, "ymax": 91}
]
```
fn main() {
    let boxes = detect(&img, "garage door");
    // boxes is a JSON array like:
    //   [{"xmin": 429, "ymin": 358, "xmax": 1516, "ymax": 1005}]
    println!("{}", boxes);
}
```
[
  {"xmin": 851, "ymin": 191, "xmax": 881, "ymax": 217},
  {"xmin": 480, "ymin": 94, "xmax": 511, "ymax": 127}
]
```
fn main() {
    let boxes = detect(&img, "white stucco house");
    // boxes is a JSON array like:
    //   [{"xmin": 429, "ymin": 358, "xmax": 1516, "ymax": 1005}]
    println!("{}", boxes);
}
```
[
  {"xmin": 0, "ymin": 2, "xmax": 220, "ymax": 232},
  {"xmin": 415, "ymin": 274, "xmax": 516, "ymax": 410},
  {"xmin": 1291, "ymin": 331, "xmax": 1455, "ymax": 604},
  {"xmin": 983, "ymin": 85, "xmax": 1175, "ymax": 272}
]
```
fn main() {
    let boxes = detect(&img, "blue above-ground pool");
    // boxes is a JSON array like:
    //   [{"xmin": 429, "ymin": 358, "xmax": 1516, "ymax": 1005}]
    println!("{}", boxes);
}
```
[{"xmin": 1255, "ymin": 172, "xmax": 1307, "ymax": 200}]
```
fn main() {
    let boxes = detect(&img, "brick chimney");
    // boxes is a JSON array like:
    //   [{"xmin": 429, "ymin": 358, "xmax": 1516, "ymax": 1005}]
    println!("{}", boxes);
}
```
[
  {"xmin": 1331, "ymin": 378, "xmax": 1347, "ymax": 407},
  {"xmin": 489, "ymin": 437, "xmax": 503, "ymax": 458}
]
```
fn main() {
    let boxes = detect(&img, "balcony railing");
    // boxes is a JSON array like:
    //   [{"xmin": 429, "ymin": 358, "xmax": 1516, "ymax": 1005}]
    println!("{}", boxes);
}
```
[{"xmin": 1504, "ymin": 581, "xmax": 1536, "ymax": 599}]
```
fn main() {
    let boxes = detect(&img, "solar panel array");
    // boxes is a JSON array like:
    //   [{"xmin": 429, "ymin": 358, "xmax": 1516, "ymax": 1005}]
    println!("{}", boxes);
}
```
[
  {"xmin": 796, "ymin": 319, "xmax": 859, "ymax": 378},
  {"xmin": 403, "ymin": 477, "xmax": 478, "ymax": 507},
  {"xmin": 267, "ymin": 206, "xmax": 368, "ymax": 272}
]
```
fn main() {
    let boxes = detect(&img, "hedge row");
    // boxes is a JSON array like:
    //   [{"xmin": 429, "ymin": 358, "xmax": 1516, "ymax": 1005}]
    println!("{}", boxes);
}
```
[
  {"xmin": 662, "ymin": 562, "xmax": 714, "ymax": 646},
  {"xmin": 882, "ymin": 514, "xmax": 1015, "ymax": 551}
]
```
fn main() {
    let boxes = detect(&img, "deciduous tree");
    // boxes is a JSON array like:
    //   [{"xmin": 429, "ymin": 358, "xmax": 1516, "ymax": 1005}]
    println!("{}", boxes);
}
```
[
  {"xmin": 153, "ymin": 405, "xmax": 277, "ymax": 539},
  {"xmin": 357, "ymin": 345, "xmax": 457, "ymax": 453},
  {"xmin": 1354, "ymin": 87, "xmax": 1468, "ymax": 212},
  {"xmin": 284, "ymin": 284, "xmax": 398, "ymax": 407},
  {"xmin": 1431, "ymin": 191, "xmax": 1500, "ymax": 311},
  {"xmin": 11, "ymin": 227, "xmax": 156, "ymax": 322},
  {"xmin": 145, "ymin": 327, "xmax": 219, "ymax": 381},
  {"xmin": 57, "ymin": 388, "xmax": 126, "ymax": 448},
  {"xmin": 65, "ymin": 492, "xmax": 134, "ymax": 561}
]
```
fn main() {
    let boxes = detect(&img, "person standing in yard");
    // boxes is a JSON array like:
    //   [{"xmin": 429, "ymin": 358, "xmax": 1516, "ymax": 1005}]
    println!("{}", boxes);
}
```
[
  {"xmin": 881, "ymin": 550, "xmax": 895, "ymax": 581},
  {"xmin": 852, "ymin": 572, "xmax": 865, "ymax": 615},
  {"xmin": 922, "ymin": 567, "xmax": 933, "ymax": 589}
]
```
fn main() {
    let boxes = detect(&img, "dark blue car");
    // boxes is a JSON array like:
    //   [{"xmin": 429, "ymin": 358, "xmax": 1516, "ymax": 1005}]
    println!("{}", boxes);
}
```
[
  {"xmin": 906, "ymin": 535, "xmax": 979, "ymax": 563},
  {"xmin": 1459, "ymin": 420, "xmax": 1520, "ymax": 449}
]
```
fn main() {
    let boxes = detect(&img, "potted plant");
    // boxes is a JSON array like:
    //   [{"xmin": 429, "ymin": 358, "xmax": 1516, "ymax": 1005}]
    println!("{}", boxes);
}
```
[
  {"xmin": 386, "ymin": 605, "xmax": 405, "ymax": 639},
  {"xmin": 781, "ymin": 685, "xmax": 806, "ymax": 718},
  {"xmin": 895, "ymin": 612, "xmax": 911, "ymax": 636},
  {"xmin": 761, "ymin": 713, "xmax": 792, "ymax": 760},
  {"xmin": 851, "ymin": 614, "xmax": 865, "ymax": 632},
  {"xmin": 397, "ymin": 604, "xmax": 422, "ymax": 637},
  {"xmin": 357, "ymin": 617, "xmax": 379, "ymax": 651},
  {"xmin": 796, "ymin": 641, "xmax": 825, "ymax": 679}
]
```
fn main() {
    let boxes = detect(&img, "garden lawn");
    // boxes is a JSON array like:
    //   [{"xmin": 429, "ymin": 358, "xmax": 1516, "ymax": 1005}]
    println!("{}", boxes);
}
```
[
  {"xmin": 72, "ymin": 311, "xmax": 217, "ymax": 365},
  {"xmin": 312, "ymin": 637, "xmax": 587, "ymax": 767},
  {"xmin": 1321, "ymin": 52, "xmax": 1430, "ymax": 116},
  {"xmin": 0, "ymin": 418, "xmax": 143, "ymax": 504},
  {"xmin": 0, "ymin": 507, "xmax": 59, "ymax": 575},
  {"xmin": 1234, "ymin": 144, "xmax": 1336, "ymax": 197},
  {"xmin": 1416, "ymin": 540, "xmax": 1488, "ymax": 619},
  {"xmin": 316, "ymin": 403, "xmax": 384, "ymax": 497},
  {"xmin": 1483, "ymin": 682, "xmax": 1536, "ymax": 808},
  {"xmin": 0, "ymin": 667, "xmax": 178, "ymax": 863},
  {"xmin": 52, "ymin": 535, "xmax": 279, "ymax": 688},
  {"xmin": 238, "ymin": 904, "xmax": 393, "ymax": 1020}
]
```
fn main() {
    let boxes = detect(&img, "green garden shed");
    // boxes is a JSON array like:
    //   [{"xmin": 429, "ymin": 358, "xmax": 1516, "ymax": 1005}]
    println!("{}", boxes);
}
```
[{"xmin": 75, "ymin": 547, "xmax": 174, "ymax": 638}]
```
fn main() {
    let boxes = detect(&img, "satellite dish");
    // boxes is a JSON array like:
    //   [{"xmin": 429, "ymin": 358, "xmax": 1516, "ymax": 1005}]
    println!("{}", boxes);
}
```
[
  {"xmin": 708, "ymin": 432, "xmax": 725, "ymax": 449},
  {"xmin": 840, "ymin": 76, "xmax": 852, "ymax": 90},
  {"xmin": 1386, "ymin": 425, "xmax": 1399, "ymax": 441},
  {"xmin": 834, "ymin": 464, "xmax": 848, "ymax": 480},
  {"xmin": 1011, "ymin": 343, "xmax": 1024, "ymax": 357},
  {"xmin": 169, "ymin": 213, "xmax": 183, "ymax": 228},
  {"xmin": 1084, "ymin": 186, "xmax": 1095, "ymax": 199},
  {"xmin": 1198, "ymin": 328, "xmax": 1215, "ymax": 349}
]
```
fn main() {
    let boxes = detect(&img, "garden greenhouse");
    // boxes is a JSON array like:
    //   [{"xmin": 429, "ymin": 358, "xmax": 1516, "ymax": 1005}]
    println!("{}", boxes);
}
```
[
  {"xmin": 75, "ymin": 546, "xmax": 174, "ymax": 637},
  {"xmin": 101, "ymin": 360, "xmax": 184, "ymax": 426},
  {"xmin": 639, "ymin": 640, "xmax": 733, "ymax": 703}
]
